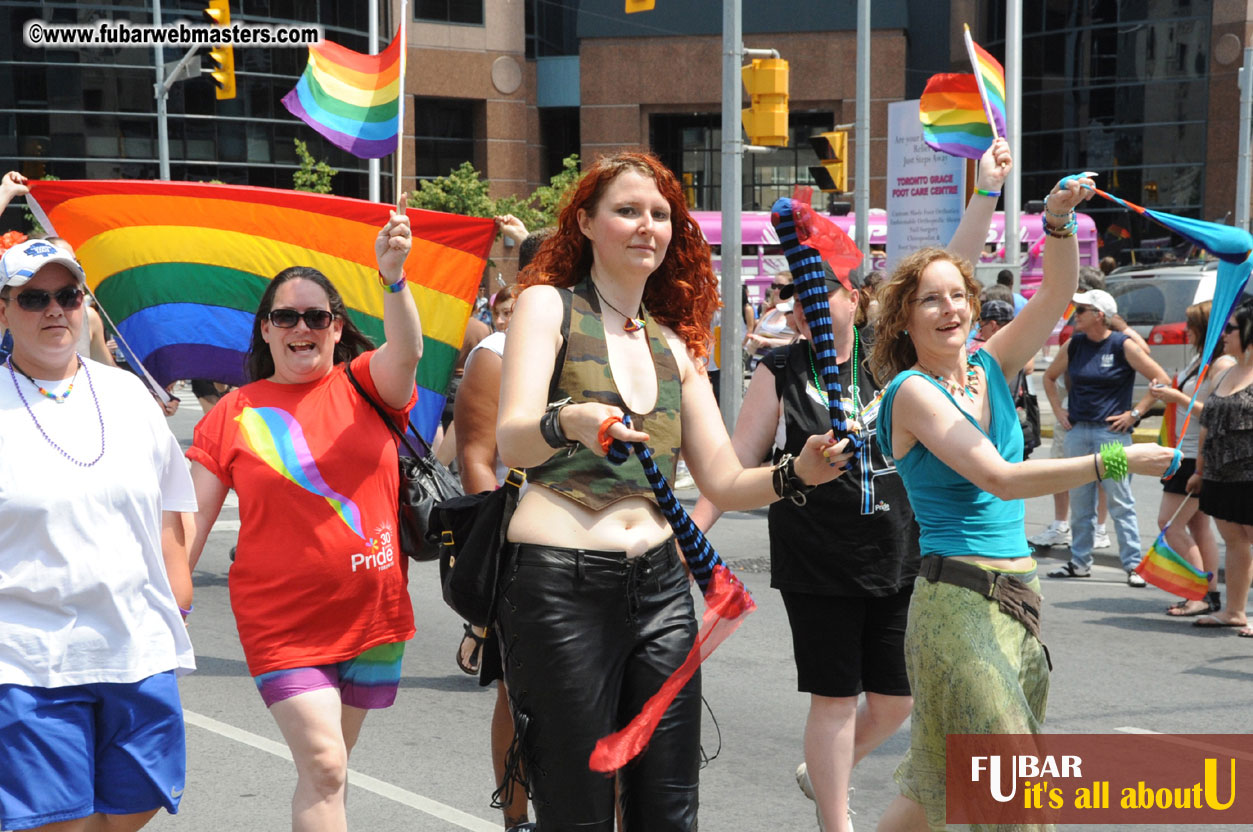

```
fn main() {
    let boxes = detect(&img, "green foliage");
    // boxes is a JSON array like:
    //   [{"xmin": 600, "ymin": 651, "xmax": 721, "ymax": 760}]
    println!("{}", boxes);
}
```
[
  {"xmin": 292, "ymin": 139, "xmax": 337, "ymax": 194},
  {"xmin": 407, "ymin": 154, "xmax": 581, "ymax": 235},
  {"xmin": 22, "ymin": 174, "xmax": 60, "ymax": 235},
  {"xmin": 530, "ymin": 153, "xmax": 580, "ymax": 229}
]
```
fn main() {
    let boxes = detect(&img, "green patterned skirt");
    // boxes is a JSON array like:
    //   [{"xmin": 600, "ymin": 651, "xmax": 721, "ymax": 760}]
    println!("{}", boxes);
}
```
[{"xmin": 895, "ymin": 568, "xmax": 1053, "ymax": 832}]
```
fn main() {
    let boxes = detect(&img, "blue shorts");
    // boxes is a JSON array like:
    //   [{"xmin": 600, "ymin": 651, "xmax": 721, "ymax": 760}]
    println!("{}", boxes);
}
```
[
  {"xmin": 253, "ymin": 641, "xmax": 405, "ymax": 709},
  {"xmin": 0, "ymin": 671, "xmax": 186, "ymax": 831}
]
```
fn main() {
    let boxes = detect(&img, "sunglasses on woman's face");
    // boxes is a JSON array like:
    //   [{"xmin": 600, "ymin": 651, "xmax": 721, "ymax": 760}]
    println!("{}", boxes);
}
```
[
  {"xmin": 267, "ymin": 308, "xmax": 335, "ymax": 329},
  {"xmin": 10, "ymin": 286, "xmax": 85, "ymax": 312},
  {"xmin": 770, "ymin": 283, "xmax": 786, "ymax": 291},
  {"xmin": 1225, "ymin": 322, "xmax": 1239, "ymax": 334}
]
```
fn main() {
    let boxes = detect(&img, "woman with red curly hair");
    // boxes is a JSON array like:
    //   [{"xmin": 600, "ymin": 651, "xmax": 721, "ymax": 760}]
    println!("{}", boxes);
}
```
[{"xmin": 495, "ymin": 152, "xmax": 848, "ymax": 830}]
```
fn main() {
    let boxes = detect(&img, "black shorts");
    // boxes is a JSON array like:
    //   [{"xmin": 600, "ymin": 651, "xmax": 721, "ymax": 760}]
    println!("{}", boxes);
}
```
[
  {"xmin": 1161, "ymin": 457, "xmax": 1198, "ymax": 496},
  {"xmin": 779, "ymin": 587, "xmax": 912, "ymax": 698},
  {"xmin": 190, "ymin": 378, "xmax": 221, "ymax": 399},
  {"xmin": 1200, "ymin": 478, "xmax": 1253, "ymax": 526}
]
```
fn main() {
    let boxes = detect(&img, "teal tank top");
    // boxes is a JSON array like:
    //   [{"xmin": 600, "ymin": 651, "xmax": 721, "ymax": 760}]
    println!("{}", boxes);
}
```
[{"xmin": 877, "ymin": 349, "xmax": 1030, "ymax": 559}]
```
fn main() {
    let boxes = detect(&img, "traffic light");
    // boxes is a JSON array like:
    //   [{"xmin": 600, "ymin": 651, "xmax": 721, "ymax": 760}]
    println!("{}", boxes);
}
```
[
  {"xmin": 625, "ymin": 0, "xmax": 655, "ymax": 11},
  {"xmin": 808, "ymin": 131, "xmax": 848, "ymax": 193},
  {"xmin": 204, "ymin": 0, "xmax": 235, "ymax": 100},
  {"xmin": 741, "ymin": 58, "xmax": 789, "ymax": 147}
]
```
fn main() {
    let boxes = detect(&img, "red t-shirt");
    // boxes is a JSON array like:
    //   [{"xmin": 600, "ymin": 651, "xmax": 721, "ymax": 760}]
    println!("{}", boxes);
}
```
[{"xmin": 188, "ymin": 352, "xmax": 417, "ymax": 675}]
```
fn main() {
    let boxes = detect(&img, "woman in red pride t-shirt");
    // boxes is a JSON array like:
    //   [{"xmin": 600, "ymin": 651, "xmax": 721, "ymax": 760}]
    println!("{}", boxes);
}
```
[{"xmin": 186, "ymin": 202, "xmax": 421, "ymax": 831}]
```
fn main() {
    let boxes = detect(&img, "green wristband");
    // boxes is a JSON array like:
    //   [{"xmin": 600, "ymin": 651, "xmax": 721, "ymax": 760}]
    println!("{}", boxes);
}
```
[{"xmin": 1099, "ymin": 442, "xmax": 1129, "ymax": 482}]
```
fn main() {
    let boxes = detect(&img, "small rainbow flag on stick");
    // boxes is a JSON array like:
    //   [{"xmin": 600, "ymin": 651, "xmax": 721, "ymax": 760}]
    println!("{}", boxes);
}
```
[
  {"xmin": 918, "ymin": 25, "xmax": 1007, "ymax": 160},
  {"xmin": 26, "ymin": 180, "xmax": 494, "ymax": 442},
  {"xmin": 281, "ymin": 27, "xmax": 402, "ymax": 159},
  {"xmin": 1133, "ymin": 499, "xmax": 1211, "ymax": 600}
]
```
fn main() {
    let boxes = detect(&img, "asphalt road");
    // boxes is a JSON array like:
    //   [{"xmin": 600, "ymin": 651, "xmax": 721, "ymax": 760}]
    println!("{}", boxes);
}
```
[{"xmin": 150, "ymin": 399, "xmax": 1252, "ymax": 832}]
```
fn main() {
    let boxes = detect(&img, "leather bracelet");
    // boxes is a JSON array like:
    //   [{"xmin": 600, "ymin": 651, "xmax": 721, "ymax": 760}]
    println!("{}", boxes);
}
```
[
  {"xmin": 1093, "ymin": 452, "xmax": 1103, "ymax": 481},
  {"xmin": 539, "ymin": 400, "xmax": 575, "ymax": 450},
  {"xmin": 772, "ymin": 453, "xmax": 817, "ymax": 506}
]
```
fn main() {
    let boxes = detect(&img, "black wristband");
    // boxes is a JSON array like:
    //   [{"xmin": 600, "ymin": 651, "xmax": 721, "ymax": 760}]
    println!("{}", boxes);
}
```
[
  {"xmin": 772, "ymin": 453, "xmax": 817, "ymax": 506},
  {"xmin": 539, "ymin": 402, "xmax": 573, "ymax": 450}
]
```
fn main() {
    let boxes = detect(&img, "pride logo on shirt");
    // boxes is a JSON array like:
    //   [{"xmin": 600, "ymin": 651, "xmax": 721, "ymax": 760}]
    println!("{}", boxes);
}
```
[{"xmin": 237, "ymin": 406, "xmax": 365, "ymax": 538}]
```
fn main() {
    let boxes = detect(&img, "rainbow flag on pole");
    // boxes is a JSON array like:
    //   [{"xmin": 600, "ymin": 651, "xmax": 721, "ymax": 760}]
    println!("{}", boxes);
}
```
[
  {"xmin": 26, "ymin": 180, "xmax": 494, "ymax": 441},
  {"xmin": 281, "ymin": 27, "xmax": 402, "ymax": 159},
  {"xmin": 918, "ymin": 25, "xmax": 1007, "ymax": 160},
  {"xmin": 1134, "ymin": 534, "xmax": 1211, "ymax": 601}
]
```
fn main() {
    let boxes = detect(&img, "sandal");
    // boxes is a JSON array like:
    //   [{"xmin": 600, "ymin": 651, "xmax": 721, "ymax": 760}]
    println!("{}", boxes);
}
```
[
  {"xmin": 1166, "ymin": 599, "xmax": 1213, "ymax": 617},
  {"xmin": 456, "ymin": 623, "xmax": 488, "ymax": 675}
]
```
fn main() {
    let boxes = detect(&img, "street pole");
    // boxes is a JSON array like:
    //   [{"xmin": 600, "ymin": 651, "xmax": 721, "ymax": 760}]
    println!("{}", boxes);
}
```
[
  {"xmin": 154, "ymin": 0, "xmax": 170, "ymax": 180},
  {"xmin": 369, "ymin": 0, "xmax": 381, "ymax": 203},
  {"xmin": 718, "ymin": 0, "xmax": 743, "ymax": 430},
  {"xmin": 1003, "ymin": 1, "xmax": 1022, "ymax": 283},
  {"xmin": 1237, "ymin": 47, "xmax": 1253, "ymax": 232},
  {"xmin": 854, "ymin": 0, "xmax": 869, "ymax": 270}
]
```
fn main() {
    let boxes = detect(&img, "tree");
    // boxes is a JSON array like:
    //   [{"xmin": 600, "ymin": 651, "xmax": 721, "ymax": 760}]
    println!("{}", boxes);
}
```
[
  {"xmin": 530, "ymin": 153, "xmax": 580, "ymax": 229},
  {"xmin": 292, "ymin": 139, "xmax": 337, "ymax": 194},
  {"xmin": 407, "ymin": 154, "xmax": 580, "ymax": 232}
]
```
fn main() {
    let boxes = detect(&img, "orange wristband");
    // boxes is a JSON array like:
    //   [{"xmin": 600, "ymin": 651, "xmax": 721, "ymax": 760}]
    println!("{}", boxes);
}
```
[{"xmin": 597, "ymin": 416, "xmax": 623, "ymax": 454}]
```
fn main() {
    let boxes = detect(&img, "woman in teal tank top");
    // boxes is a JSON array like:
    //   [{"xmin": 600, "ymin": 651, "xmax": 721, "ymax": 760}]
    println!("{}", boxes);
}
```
[{"xmin": 867, "ymin": 178, "xmax": 1177, "ymax": 832}]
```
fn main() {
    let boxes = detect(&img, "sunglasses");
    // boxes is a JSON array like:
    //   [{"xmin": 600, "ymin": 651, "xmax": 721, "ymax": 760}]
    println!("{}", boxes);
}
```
[
  {"xmin": 1073, "ymin": 306, "xmax": 1093, "ymax": 315},
  {"xmin": 11, "ymin": 286, "xmax": 85, "ymax": 312},
  {"xmin": 267, "ymin": 308, "xmax": 336, "ymax": 329},
  {"xmin": 770, "ymin": 283, "xmax": 787, "ymax": 291},
  {"xmin": 1225, "ymin": 322, "xmax": 1239, "ymax": 334}
]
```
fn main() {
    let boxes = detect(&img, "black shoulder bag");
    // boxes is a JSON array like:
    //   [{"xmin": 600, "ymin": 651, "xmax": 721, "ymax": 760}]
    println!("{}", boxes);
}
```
[
  {"xmin": 430, "ymin": 287, "xmax": 574, "ymax": 627},
  {"xmin": 344, "ymin": 361, "xmax": 463, "ymax": 562},
  {"xmin": 1014, "ymin": 369, "xmax": 1042, "ymax": 458}
]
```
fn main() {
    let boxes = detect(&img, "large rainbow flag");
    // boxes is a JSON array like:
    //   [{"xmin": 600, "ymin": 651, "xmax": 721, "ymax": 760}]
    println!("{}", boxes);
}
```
[
  {"xmin": 919, "ymin": 26, "xmax": 1007, "ymax": 160},
  {"xmin": 281, "ymin": 27, "xmax": 402, "ymax": 159},
  {"xmin": 27, "ymin": 180, "xmax": 494, "ymax": 441}
]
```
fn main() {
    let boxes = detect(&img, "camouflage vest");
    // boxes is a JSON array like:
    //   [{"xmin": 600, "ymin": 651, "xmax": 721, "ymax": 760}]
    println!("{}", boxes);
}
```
[{"xmin": 527, "ymin": 277, "xmax": 683, "ymax": 510}]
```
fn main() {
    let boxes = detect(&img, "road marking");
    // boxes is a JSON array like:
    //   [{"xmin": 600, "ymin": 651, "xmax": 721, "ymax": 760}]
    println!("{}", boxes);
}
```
[{"xmin": 182, "ymin": 709, "xmax": 498, "ymax": 832}]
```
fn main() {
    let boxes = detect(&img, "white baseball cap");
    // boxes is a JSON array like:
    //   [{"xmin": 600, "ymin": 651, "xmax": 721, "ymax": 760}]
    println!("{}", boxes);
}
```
[
  {"xmin": 0, "ymin": 239, "xmax": 86, "ymax": 291},
  {"xmin": 1072, "ymin": 289, "xmax": 1116, "ymax": 320}
]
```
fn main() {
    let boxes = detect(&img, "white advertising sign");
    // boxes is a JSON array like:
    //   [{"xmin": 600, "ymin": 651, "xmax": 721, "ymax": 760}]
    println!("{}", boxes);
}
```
[{"xmin": 886, "ymin": 99, "xmax": 967, "ymax": 271}]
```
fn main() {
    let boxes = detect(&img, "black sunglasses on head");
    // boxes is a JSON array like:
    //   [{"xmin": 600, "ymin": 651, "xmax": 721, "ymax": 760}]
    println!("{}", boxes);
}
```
[
  {"xmin": 11, "ymin": 286, "xmax": 85, "ymax": 312},
  {"xmin": 268, "ymin": 308, "xmax": 336, "ymax": 329}
]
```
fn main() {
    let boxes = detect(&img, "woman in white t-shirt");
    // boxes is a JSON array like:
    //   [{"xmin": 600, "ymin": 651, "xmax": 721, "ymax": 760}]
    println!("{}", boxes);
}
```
[{"xmin": 0, "ymin": 239, "xmax": 197, "ymax": 832}]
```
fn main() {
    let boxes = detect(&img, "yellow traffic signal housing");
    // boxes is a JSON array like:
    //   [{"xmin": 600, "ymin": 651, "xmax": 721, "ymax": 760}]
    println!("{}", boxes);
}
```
[
  {"xmin": 205, "ymin": 0, "xmax": 236, "ymax": 100},
  {"xmin": 808, "ymin": 130, "xmax": 848, "ymax": 193},
  {"xmin": 626, "ymin": 0, "xmax": 655, "ymax": 11},
  {"xmin": 741, "ymin": 58, "xmax": 789, "ymax": 147}
]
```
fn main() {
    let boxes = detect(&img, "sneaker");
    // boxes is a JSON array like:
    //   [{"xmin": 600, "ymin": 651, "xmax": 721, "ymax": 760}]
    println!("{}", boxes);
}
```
[
  {"xmin": 673, "ymin": 459, "xmax": 696, "ymax": 490},
  {"xmin": 1028, "ymin": 522, "xmax": 1071, "ymax": 548},
  {"xmin": 1093, "ymin": 526, "xmax": 1111, "ymax": 550},
  {"xmin": 1127, "ymin": 571, "xmax": 1147, "ymax": 588}
]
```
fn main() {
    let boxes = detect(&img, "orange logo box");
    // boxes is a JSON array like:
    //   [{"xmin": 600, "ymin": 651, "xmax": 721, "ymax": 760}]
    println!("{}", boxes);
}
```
[{"xmin": 946, "ymin": 734, "xmax": 1252, "ymax": 825}]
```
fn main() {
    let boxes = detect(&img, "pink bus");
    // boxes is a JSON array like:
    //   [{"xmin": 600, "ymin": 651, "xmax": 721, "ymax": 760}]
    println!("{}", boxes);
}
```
[{"xmin": 692, "ymin": 210, "xmax": 1099, "ymax": 304}]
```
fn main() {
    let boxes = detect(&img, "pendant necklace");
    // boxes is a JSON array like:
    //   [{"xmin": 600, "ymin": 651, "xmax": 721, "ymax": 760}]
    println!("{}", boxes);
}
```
[
  {"xmin": 592, "ymin": 281, "xmax": 646, "ymax": 332},
  {"xmin": 918, "ymin": 357, "xmax": 979, "ymax": 400},
  {"xmin": 7, "ymin": 355, "xmax": 106, "ymax": 467}
]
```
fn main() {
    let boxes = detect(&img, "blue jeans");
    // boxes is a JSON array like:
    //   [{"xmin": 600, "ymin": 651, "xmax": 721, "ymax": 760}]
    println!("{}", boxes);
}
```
[{"xmin": 1065, "ymin": 422, "xmax": 1142, "ymax": 572}]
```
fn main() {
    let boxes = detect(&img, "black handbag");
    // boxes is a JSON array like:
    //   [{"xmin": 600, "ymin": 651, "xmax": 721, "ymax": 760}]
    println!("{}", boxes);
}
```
[
  {"xmin": 431, "ymin": 468, "xmax": 525, "ymax": 628},
  {"xmin": 1014, "ymin": 369, "xmax": 1042, "ymax": 458},
  {"xmin": 345, "ymin": 361, "xmax": 463, "ymax": 562}
]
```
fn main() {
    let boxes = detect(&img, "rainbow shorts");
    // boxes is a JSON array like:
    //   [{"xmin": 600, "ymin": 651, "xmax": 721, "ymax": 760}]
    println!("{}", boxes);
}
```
[{"xmin": 252, "ymin": 641, "xmax": 405, "ymax": 710}]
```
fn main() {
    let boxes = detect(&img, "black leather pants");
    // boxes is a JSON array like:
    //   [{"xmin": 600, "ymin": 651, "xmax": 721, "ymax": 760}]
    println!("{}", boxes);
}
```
[{"xmin": 496, "ymin": 539, "xmax": 700, "ymax": 832}]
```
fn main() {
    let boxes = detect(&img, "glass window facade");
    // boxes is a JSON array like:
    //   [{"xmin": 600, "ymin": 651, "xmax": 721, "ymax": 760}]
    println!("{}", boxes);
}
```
[
  {"xmin": 415, "ymin": 0, "xmax": 483, "ymax": 26},
  {"xmin": 0, "ymin": 0, "xmax": 389, "ymax": 230},
  {"xmin": 651, "ymin": 111, "xmax": 834, "ymax": 211},
  {"xmin": 412, "ymin": 97, "xmax": 480, "ymax": 180},
  {"xmin": 984, "ymin": 1, "xmax": 1211, "ymax": 251}
]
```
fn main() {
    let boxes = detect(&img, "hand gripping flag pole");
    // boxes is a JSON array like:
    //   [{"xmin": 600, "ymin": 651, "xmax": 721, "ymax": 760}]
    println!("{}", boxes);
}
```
[{"xmin": 588, "ymin": 417, "xmax": 756, "ymax": 773}]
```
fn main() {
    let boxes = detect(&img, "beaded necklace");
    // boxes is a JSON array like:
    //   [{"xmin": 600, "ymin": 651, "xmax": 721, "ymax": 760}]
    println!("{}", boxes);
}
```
[
  {"xmin": 7, "ymin": 355, "xmax": 106, "ymax": 467},
  {"xmin": 11, "ymin": 356, "xmax": 79, "ymax": 403},
  {"xmin": 807, "ymin": 328, "xmax": 858, "ymax": 407},
  {"xmin": 917, "ymin": 357, "xmax": 980, "ymax": 400}
]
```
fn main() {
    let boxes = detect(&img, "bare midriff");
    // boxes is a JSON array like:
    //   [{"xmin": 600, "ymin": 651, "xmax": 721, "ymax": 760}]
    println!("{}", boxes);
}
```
[{"xmin": 507, "ymin": 485, "xmax": 672, "ymax": 557}]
